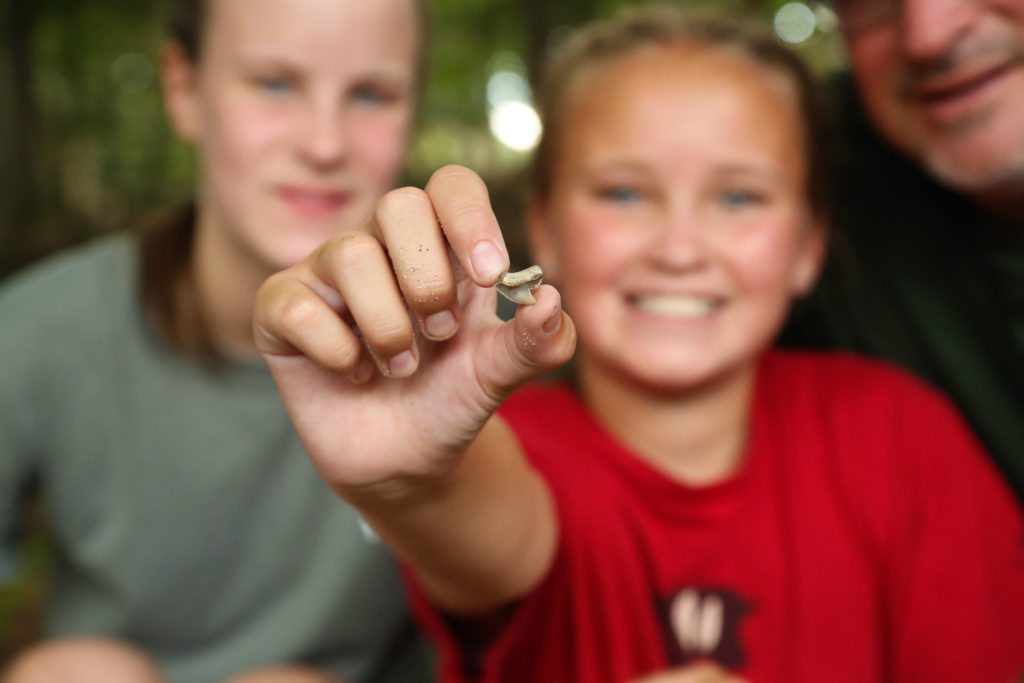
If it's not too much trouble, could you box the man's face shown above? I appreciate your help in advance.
[836,0,1024,201]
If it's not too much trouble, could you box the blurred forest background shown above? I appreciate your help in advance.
[0,0,844,662]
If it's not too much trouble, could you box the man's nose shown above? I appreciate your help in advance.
[900,0,980,64]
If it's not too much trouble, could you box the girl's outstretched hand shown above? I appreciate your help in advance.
[253,165,576,496]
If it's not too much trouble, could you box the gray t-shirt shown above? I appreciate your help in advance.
[0,235,433,682]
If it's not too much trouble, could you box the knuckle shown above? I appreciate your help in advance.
[275,292,323,335]
[323,342,362,373]
[448,201,493,229]
[426,164,480,189]
[258,269,295,295]
[325,231,384,270]
[362,315,413,355]
[254,273,284,309]
[356,305,411,348]
[399,274,453,311]
[375,187,431,227]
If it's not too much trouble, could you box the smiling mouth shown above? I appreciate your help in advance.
[632,294,722,318]
[279,187,350,215]
[914,59,1018,106]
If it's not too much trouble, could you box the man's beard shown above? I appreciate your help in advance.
[924,135,1024,217]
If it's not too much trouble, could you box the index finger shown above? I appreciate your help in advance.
[425,164,509,287]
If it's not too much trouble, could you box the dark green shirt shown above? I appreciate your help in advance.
[783,76,1024,503]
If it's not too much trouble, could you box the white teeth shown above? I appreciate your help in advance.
[634,295,715,318]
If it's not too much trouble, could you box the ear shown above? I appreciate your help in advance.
[790,212,828,297]
[526,195,560,286]
[160,42,201,143]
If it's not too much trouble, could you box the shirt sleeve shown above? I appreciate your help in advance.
[883,379,1024,683]
[0,372,35,583]
[0,289,39,585]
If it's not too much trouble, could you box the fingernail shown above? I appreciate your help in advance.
[387,350,417,378]
[471,241,506,283]
[423,310,457,339]
[542,308,561,335]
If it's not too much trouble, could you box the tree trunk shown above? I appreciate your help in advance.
[0,0,40,275]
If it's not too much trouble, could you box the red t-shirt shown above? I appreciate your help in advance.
[408,351,1024,683]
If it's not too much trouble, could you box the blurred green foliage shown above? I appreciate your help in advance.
[0,0,844,661]
[0,0,843,278]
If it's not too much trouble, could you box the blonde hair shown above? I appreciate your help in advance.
[532,5,831,213]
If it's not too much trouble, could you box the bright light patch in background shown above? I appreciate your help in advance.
[486,61,542,153]
[812,3,839,33]
[774,2,817,44]
[489,101,542,153]
[487,70,532,110]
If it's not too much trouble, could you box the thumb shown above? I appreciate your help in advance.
[483,284,576,397]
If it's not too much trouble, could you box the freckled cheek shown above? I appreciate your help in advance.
[563,257,613,299]
[350,115,413,187]
[209,106,296,173]
[725,230,804,298]
[561,249,640,337]
[564,221,641,286]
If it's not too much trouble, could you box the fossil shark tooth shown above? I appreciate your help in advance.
[495,265,544,305]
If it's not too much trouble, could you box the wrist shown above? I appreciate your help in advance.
[332,448,467,510]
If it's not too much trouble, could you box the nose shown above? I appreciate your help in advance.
[900,0,980,64]
[297,99,349,169]
[649,204,707,271]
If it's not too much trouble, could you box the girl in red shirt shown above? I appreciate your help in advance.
[254,7,1024,682]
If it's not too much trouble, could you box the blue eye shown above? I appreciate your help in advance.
[719,189,761,208]
[599,186,641,203]
[257,77,293,95]
[351,87,392,106]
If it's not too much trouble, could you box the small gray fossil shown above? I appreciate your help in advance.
[495,265,544,305]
